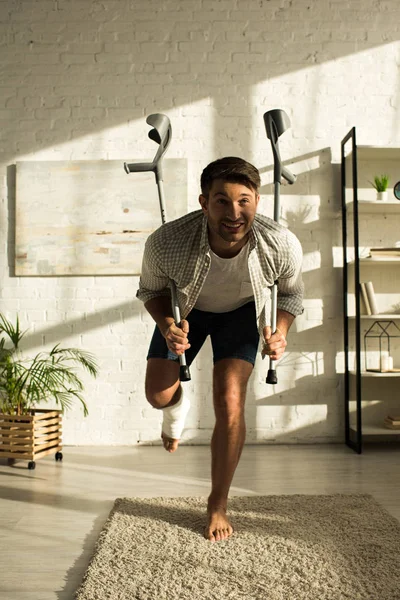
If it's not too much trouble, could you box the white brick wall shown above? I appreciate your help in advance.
[1,0,400,445]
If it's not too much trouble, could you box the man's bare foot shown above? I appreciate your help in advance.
[161,432,179,453]
[204,506,234,542]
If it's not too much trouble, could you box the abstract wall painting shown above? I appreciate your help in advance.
[15,159,187,275]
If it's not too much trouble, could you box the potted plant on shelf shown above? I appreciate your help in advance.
[369,174,390,201]
[0,313,99,469]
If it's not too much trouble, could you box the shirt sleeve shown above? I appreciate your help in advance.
[136,230,171,304]
[276,231,304,316]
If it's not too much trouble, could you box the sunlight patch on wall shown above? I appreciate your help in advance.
[14,102,213,165]
[256,404,328,433]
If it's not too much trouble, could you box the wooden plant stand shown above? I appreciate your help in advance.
[0,409,63,469]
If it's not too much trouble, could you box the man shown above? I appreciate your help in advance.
[136,157,304,542]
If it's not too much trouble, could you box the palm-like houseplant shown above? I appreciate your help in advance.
[0,313,98,416]
[0,313,99,468]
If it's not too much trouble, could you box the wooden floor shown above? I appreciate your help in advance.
[1,442,400,600]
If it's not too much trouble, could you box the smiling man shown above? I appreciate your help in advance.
[136,157,304,542]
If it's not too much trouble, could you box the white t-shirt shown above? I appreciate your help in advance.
[194,242,254,313]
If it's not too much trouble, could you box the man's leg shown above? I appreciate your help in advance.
[205,357,253,542]
[145,358,182,452]
[145,309,209,453]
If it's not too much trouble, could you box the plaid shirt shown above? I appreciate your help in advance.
[136,210,304,337]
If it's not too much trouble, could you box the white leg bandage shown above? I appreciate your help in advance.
[161,389,190,439]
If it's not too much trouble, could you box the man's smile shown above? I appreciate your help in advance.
[221,222,245,232]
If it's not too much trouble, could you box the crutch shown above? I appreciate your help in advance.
[124,114,191,382]
[263,109,296,385]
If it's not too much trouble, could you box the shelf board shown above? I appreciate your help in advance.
[350,425,400,436]
[345,146,400,160]
[348,315,400,319]
[345,201,400,213]
[349,370,400,377]
[347,258,400,265]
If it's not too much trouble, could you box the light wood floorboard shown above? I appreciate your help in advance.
[0,443,399,600]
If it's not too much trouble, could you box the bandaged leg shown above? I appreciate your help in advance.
[162,388,190,439]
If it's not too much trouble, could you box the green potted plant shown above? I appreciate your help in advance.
[0,313,99,469]
[369,174,390,201]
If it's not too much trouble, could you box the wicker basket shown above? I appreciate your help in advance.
[0,409,63,469]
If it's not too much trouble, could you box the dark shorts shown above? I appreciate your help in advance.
[146,301,260,367]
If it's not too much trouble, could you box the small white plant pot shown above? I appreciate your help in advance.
[377,191,388,201]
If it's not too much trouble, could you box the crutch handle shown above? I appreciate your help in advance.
[265,282,278,385]
[124,161,154,174]
[170,283,191,382]
[281,166,296,185]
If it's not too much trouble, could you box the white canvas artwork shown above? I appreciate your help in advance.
[15,159,187,275]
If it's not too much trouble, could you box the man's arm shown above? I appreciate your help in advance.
[275,231,304,318]
[276,308,295,338]
[136,231,171,305]
[262,309,295,361]
[144,296,175,338]
[138,232,190,356]
[144,296,191,356]
[262,231,304,360]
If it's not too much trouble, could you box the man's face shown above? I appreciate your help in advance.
[199,179,260,251]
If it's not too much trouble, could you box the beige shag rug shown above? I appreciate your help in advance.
[75,495,400,600]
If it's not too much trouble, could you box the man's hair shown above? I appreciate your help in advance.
[200,157,261,198]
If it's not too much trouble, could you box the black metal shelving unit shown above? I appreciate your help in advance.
[341,128,400,454]
[341,127,362,453]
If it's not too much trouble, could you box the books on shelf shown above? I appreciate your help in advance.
[359,281,378,315]
[360,282,371,315]
[369,247,400,258]
[384,416,400,430]
[365,281,379,314]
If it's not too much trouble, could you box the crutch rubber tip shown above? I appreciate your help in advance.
[179,365,191,382]
[266,369,278,385]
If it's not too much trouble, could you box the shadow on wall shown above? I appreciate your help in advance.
[6,298,142,353]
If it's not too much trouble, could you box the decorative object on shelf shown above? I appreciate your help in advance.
[380,352,393,372]
[394,181,400,200]
[384,415,400,430]
[369,174,390,201]
[0,313,99,468]
[363,320,400,373]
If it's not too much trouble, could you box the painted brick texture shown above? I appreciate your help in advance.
[1,0,400,444]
